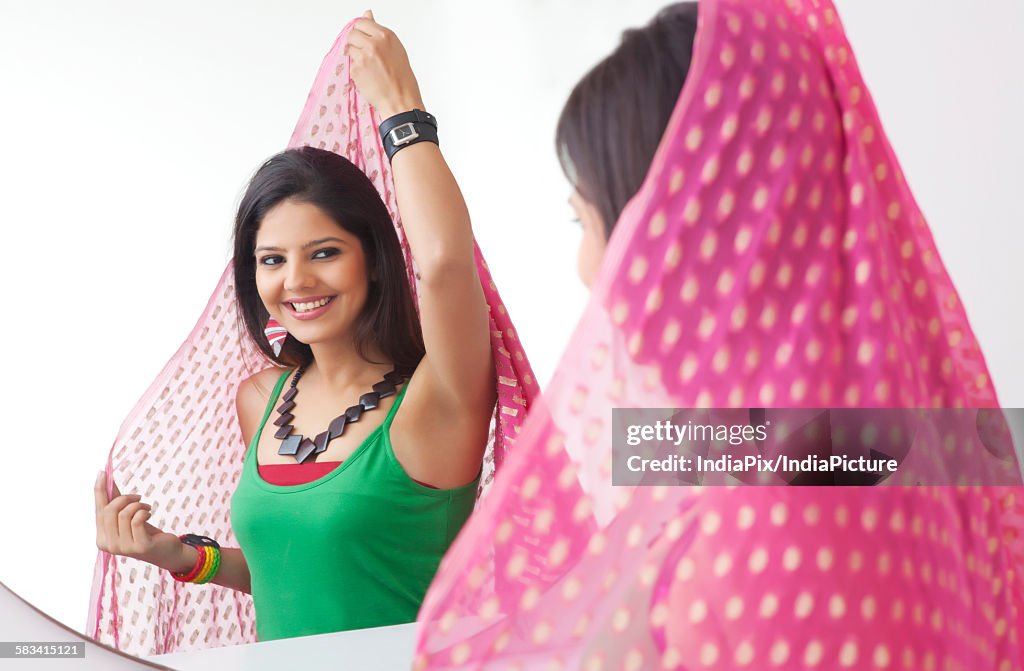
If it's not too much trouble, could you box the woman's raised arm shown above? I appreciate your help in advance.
[345,13,494,417]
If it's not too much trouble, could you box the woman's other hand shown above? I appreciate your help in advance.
[93,471,192,573]
[345,10,425,118]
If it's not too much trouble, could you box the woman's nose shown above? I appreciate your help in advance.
[283,261,316,293]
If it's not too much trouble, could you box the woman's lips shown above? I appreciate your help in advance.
[284,296,336,321]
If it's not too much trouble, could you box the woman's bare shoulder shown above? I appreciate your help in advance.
[239,366,289,395]
[236,366,289,445]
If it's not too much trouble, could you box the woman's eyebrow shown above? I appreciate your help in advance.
[303,236,347,248]
[254,237,348,253]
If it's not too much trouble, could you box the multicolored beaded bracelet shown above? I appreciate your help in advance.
[170,534,221,584]
[199,545,222,584]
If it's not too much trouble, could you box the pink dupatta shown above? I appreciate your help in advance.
[87,20,538,655]
[415,1,1023,668]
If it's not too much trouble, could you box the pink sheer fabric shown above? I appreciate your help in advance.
[87,20,537,655]
[415,1,1023,669]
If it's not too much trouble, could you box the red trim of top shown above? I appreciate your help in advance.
[258,461,438,488]
[259,461,342,486]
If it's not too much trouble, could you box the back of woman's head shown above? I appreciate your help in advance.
[232,146,424,370]
[556,3,699,238]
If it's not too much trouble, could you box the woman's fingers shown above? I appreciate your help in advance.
[346,24,391,51]
[99,494,141,533]
[118,501,152,548]
[94,472,108,514]
[343,15,419,117]
[94,472,160,559]
[97,493,144,553]
[130,508,153,547]
[347,16,393,53]
[345,29,371,52]
[347,24,376,46]
[95,471,124,512]
[352,14,386,38]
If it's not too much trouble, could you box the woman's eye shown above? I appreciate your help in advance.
[570,216,582,227]
[259,255,284,266]
[312,247,341,260]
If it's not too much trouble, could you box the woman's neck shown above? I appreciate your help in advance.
[305,339,392,392]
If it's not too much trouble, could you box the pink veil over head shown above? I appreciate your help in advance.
[87,20,538,655]
[415,1,1023,669]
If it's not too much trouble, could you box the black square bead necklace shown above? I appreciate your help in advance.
[274,363,407,464]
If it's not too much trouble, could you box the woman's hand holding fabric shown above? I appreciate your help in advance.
[93,472,192,573]
[345,10,425,118]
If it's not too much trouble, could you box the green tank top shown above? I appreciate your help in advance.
[230,370,478,641]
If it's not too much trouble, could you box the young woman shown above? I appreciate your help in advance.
[415,1,1024,668]
[93,14,521,646]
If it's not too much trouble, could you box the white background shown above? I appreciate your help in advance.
[1,0,1021,637]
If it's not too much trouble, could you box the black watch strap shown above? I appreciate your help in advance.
[379,109,439,163]
[180,533,220,549]
[378,108,437,139]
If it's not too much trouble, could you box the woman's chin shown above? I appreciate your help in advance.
[284,325,353,348]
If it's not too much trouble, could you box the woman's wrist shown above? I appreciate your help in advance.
[378,97,426,120]
[157,542,198,574]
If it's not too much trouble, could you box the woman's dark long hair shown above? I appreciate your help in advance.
[233,146,424,372]
[556,3,699,238]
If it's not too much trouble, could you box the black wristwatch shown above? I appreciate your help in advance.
[379,109,439,162]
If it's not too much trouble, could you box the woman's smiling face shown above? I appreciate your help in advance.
[254,198,371,346]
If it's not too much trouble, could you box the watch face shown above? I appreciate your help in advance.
[392,124,419,145]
